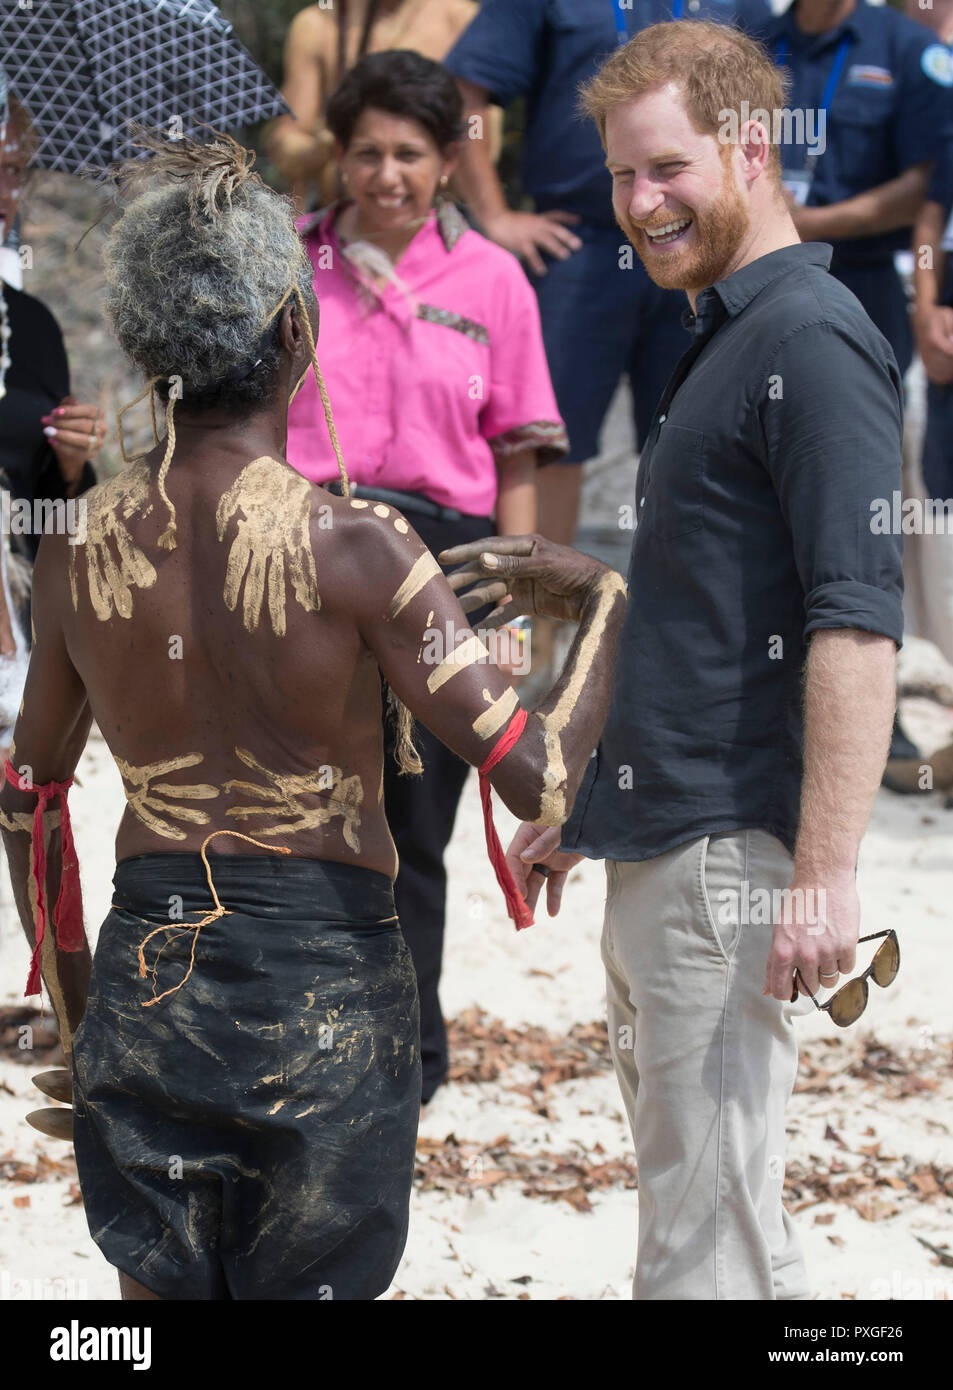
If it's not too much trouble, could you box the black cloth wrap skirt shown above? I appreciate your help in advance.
[70,851,421,1301]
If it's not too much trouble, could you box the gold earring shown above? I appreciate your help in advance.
[440,175,448,188]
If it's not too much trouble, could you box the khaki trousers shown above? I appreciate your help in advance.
[602,829,811,1300]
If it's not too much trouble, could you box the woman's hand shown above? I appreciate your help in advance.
[41,396,106,488]
[438,534,608,627]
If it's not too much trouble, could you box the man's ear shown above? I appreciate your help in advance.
[278,301,300,356]
[738,118,771,183]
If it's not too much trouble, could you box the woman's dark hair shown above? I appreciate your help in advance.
[326,49,465,152]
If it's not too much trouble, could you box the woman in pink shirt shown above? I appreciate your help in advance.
[286,50,567,1104]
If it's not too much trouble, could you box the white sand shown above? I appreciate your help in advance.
[1,723,951,1301]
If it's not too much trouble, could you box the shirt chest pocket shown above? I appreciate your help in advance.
[642,424,706,539]
[831,91,896,174]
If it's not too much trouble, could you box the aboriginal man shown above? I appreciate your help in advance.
[0,134,625,1302]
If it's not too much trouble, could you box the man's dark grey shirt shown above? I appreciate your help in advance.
[562,242,904,862]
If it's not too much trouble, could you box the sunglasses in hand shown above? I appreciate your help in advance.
[791,930,900,1028]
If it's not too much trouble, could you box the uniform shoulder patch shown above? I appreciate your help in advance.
[922,43,953,88]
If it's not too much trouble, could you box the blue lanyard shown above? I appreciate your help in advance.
[775,32,851,118]
[614,0,684,45]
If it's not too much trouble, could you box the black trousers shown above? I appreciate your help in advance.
[382,509,494,1102]
[73,852,419,1300]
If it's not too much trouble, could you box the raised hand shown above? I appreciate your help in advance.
[438,534,610,627]
[41,396,107,485]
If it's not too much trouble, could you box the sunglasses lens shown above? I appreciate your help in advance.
[872,935,899,988]
[829,977,868,1028]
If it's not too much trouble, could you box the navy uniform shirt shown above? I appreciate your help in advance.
[445,0,771,226]
[561,243,904,863]
[753,0,952,265]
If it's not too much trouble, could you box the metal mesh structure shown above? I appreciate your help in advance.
[0,0,288,173]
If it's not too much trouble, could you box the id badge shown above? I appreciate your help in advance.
[781,166,815,207]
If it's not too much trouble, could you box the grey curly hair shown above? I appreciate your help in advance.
[102,131,422,777]
[104,131,316,413]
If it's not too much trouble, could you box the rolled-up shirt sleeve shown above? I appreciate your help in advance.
[758,319,904,647]
[480,254,568,464]
[444,0,546,107]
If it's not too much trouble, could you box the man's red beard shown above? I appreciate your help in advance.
[617,166,749,293]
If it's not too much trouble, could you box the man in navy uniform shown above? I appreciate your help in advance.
[446,0,771,547]
[753,0,953,379]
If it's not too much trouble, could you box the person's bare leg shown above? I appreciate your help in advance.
[119,1271,162,1301]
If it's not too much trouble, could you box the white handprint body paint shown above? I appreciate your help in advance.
[68,459,157,621]
[115,752,220,840]
[216,457,320,636]
[224,747,363,851]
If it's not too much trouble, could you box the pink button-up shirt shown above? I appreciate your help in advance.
[286,200,567,517]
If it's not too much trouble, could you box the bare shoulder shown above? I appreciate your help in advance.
[312,490,434,616]
[287,4,337,57]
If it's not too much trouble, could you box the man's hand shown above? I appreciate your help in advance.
[763,871,860,1001]
[482,209,582,276]
[41,397,105,488]
[915,304,953,385]
[505,822,584,917]
[438,534,609,627]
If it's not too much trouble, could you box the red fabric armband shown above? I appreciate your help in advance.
[478,707,534,931]
[3,760,84,996]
